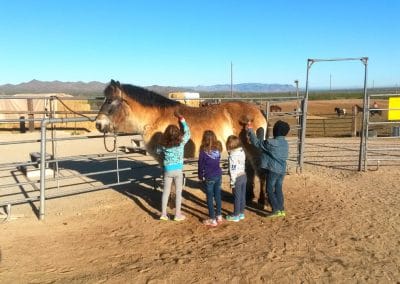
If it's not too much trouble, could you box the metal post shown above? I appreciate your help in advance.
[38,116,90,220]
[358,57,369,171]
[115,133,120,183]
[298,59,312,172]
[39,118,48,220]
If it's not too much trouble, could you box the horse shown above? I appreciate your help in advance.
[334,107,346,117]
[370,108,382,116]
[200,99,221,107]
[354,104,364,114]
[354,104,382,116]
[270,105,282,112]
[95,80,268,206]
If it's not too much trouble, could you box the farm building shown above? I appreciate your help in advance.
[0,93,93,131]
[168,92,201,107]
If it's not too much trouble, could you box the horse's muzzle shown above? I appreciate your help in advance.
[95,116,112,133]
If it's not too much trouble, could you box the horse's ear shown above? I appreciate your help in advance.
[110,79,121,87]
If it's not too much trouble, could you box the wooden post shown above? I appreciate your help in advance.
[27,98,34,132]
[351,105,357,137]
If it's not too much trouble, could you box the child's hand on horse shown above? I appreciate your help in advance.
[174,109,183,119]
[246,121,253,130]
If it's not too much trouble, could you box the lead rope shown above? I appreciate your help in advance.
[103,132,116,152]
[55,96,115,153]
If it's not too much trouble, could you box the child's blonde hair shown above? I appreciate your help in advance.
[226,135,242,151]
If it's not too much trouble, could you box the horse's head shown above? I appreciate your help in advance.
[95,79,128,133]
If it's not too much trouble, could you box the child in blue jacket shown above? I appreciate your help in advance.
[247,120,290,217]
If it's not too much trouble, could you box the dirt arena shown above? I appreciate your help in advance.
[1,99,399,283]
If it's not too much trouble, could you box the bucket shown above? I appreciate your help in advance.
[368,130,377,138]
[392,126,400,137]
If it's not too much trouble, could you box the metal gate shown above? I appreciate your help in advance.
[361,93,400,170]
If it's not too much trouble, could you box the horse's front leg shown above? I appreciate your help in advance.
[245,159,255,203]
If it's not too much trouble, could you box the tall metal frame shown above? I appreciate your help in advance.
[298,57,369,172]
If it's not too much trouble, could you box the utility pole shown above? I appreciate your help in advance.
[230,61,233,98]
[294,80,299,110]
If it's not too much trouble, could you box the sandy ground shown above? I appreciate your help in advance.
[1,99,400,283]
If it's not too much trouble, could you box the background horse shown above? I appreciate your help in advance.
[270,105,282,112]
[95,80,268,206]
[354,104,382,116]
[334,107,346,117]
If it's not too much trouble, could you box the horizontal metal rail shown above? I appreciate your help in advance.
[0,168,132,190]
[0,180,132,207]
[0,132,137,146]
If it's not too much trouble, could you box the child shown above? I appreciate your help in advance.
[247,120,290,217]
[225,135,247,222]
[157,110,191,221]
[198,130,223,227]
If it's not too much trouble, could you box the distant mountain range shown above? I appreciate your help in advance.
[0,80,296,96]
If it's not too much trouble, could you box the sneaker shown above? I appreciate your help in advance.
[266,212,282,218]
[174,215,186,222]
[216,215,224,224]
[226,215,240,222]
[239,213,245,220]
[279,211,286,217]
[159,215,169,221]
[203,219,218,227]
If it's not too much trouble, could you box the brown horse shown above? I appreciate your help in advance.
[354,104,382,116]
[95,80,268,205]
[270,105,282,112]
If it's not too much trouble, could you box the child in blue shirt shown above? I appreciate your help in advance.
[247,120,290,217]
[157,110,191,221]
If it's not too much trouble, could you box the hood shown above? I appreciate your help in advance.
[206,150,220,160]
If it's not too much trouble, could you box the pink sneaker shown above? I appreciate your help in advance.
[174,215,186,222]
[203,219,218,227]
[216,215,224,224]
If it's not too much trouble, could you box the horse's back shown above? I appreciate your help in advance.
[178,101,266,156]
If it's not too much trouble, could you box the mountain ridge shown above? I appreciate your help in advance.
[0,79,295,96]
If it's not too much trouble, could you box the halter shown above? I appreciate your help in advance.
[98,89,126,152]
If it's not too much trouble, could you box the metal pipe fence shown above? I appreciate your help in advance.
[1,94,305,221]
[363,93,400,170]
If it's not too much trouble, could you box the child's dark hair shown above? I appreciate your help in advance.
[273,120,290,137]
[162,124,183,148]
[226,135,242,151]
[200,130,222,152]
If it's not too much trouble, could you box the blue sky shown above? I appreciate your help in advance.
[0,0,399,89]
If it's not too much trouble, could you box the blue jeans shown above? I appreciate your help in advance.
[204,175,222,219]
[233,174,247,216]
[266,171,285,213]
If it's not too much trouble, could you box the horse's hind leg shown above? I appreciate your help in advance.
[258,170,266,207]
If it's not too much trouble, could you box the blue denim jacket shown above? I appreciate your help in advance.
[247,129,288,174]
